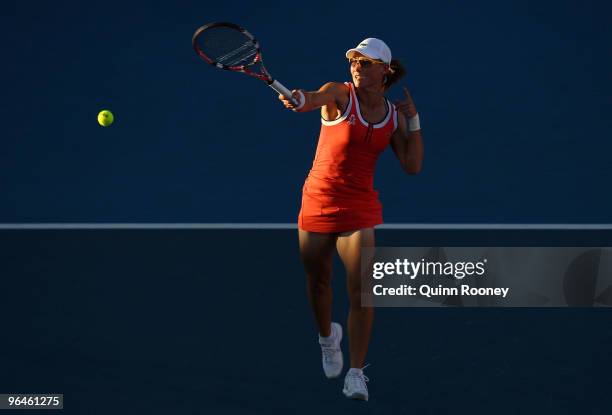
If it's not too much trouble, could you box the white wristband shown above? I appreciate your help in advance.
[408,113,421,131]
[292,90,305,112]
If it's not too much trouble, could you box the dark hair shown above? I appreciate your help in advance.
[384,59,406,90]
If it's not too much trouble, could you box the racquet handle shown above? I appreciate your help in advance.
[269,79,301,107]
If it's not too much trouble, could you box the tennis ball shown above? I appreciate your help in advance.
[97,110,114,127]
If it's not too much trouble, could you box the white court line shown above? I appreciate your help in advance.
[0,223,612,230]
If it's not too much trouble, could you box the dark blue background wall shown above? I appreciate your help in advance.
[3,0,611,223]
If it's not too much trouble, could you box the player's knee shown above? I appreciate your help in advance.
[308,274,331,290]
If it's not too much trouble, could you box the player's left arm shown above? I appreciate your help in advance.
[390,87,423,174]
[391,114,423,174]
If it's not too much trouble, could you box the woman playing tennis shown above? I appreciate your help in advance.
[279,38,423,401]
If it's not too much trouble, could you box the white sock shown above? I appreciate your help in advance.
[347,368,363,376]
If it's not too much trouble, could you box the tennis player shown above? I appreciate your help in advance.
[279,38,423,401]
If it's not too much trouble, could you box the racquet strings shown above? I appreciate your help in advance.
[197,26,258,66]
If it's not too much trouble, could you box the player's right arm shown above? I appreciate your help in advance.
[278,82,349,117]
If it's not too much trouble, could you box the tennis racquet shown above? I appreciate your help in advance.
[192,22,301,106]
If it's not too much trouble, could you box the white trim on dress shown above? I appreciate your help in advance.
[350,83,393,129]
[321,83,354,126]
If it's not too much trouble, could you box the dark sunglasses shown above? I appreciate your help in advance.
[349,58,384,68]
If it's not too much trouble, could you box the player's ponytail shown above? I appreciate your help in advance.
[384,59,406,90]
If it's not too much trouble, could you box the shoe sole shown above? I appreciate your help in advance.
[343,389,368,401]
[325,349,343,378]
[324,323,343,379]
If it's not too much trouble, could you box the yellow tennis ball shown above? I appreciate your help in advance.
[97,110,114,127]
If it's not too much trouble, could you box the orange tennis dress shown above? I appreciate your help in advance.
[298,82,398,233]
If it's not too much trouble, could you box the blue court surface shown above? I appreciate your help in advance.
[1,228,611,414]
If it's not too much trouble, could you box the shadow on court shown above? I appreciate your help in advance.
[1,229,611,414]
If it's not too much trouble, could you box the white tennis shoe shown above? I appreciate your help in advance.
[343,366,369,401]
[318,322,343,378]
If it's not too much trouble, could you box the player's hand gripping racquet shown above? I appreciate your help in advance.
[192,22,302,107]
